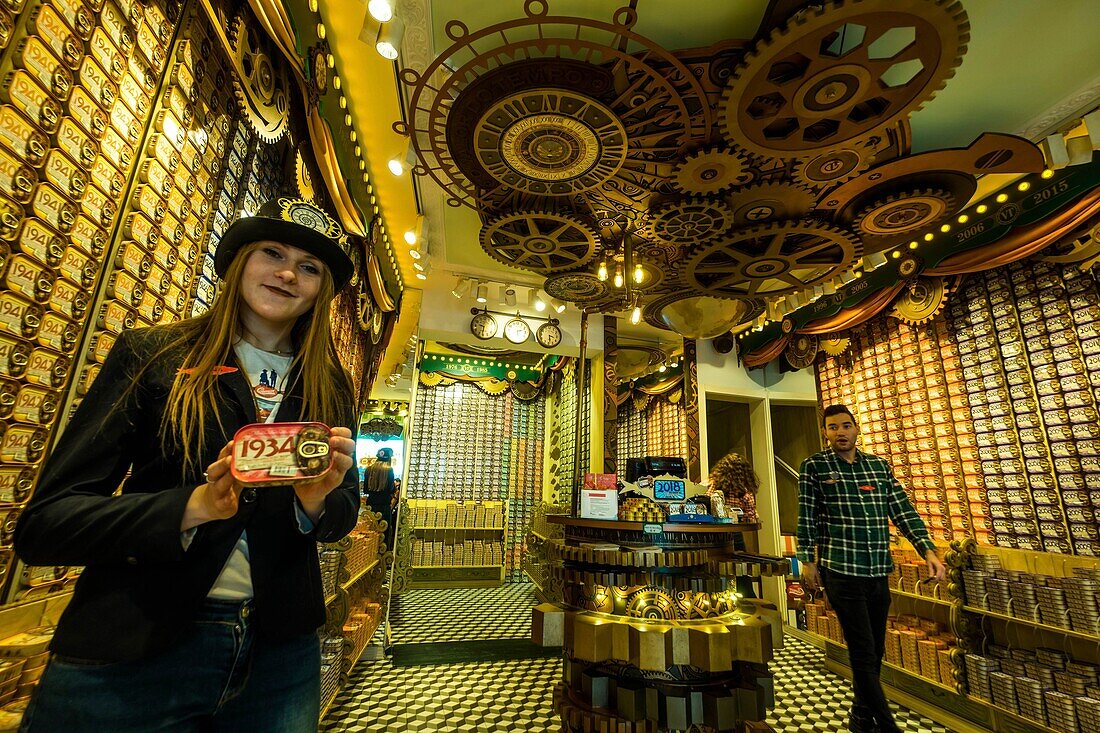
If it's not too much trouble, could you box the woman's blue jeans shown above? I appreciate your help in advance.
[20,599,321,732]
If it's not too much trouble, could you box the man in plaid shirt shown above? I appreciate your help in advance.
[798,405,945,733]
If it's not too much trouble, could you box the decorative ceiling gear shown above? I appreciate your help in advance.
[228,10,290,143]
[785,334,820,369]
[402,7,711,210]
[480,210,599,274]
[889,276,949,324]
[854,187,955,238]
[718,0,970,158]
[642,292,765,335]
[644,198,735,246]
[295,146,316,202]
[544,271,610,303]
[671,148,753,195]
[625,587,678,620]
[820,336,850,355]
[1040,224,1100,265]
[685,220,861,299]
[897,253,923,278]
[473,89,628,196]
[727,181,817,226]
[793,145,874,188]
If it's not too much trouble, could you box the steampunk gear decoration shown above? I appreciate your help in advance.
[820,336,851,356]
[785,334,820,369]
[228,11,290,143]
[400,0,1043,340]
[889,275,950,324]
[480,210,599,274]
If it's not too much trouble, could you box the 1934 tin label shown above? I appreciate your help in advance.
[231,422,333,485]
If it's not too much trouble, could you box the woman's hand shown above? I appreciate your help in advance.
[293,427,356,522]
[181,441,242,532]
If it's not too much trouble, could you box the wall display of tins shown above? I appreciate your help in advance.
[405,379,545,582]
[617,394,689,466]
[551,358,590,505]
[816,316,984,545]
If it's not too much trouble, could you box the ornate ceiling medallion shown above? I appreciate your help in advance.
[793,145,873,188]
[719,0,970,158]
[685,220,861,299]
[544,271,610,303]
[855,187,955,237]
[480,210,599,274]
[474,91,627,195]
[228,10,290,143]
[890,276,949,324]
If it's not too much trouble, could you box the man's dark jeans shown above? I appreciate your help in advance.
[821,567,899,731]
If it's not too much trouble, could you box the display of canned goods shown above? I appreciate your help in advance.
[12,384,58,424]
[22,347,66,390]
[110,100,140,144]
[14,35,74,102]
[96,300,134,335]
[89,158,125,201]
[0,291,42,339]
[199,253,216,282]
[87,331,116,365]
[0,71,61,133]
[2,254,54,303]
[42,149,88,200]
[1078,321,1100,340]
[148,264,171,297]
[64,85,106,138]
[76,362,100,395]
[135,21,164,68]
[113,240,152,279]
[147,133,179,173]
[80,183,116,227]
[130,184,166,223]
[76,55,117,109]
[163,282,186,314]
[0,335,30,378]
[69,214,106,258]
[58,240,95,288]
[0,144,38,205]
[0,463,37,504]
[24,2,83,69]
[172,61,195,100]
[171,261,193,291]
[193,274,216,305]
[150,237,177,271]
[166,188,190,221]
[1080,457,1100,473]
[159,211,183,245]
[0,423,48,463]
[88,26,125,82]
[106,270,142,307]
[135,290,162,323]
[98,0,134,54]
[118,73,149,117]
[0,105,48,167]
[35,311,76,352]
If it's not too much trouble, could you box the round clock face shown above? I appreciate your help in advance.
[504,317,531,344]
[536,322,562,348]
[470,312,497,340]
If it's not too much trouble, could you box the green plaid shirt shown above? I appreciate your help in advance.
[797,449,935,577]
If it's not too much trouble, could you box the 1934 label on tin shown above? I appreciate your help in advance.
[231,422,333,486]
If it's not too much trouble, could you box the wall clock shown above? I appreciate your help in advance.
[503,317,531,344]
[470,311,497,340]
[536,322,562,348]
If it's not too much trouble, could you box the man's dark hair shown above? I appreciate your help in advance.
[822,404,856,427]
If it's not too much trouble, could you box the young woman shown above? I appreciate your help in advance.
[14,198,362,732]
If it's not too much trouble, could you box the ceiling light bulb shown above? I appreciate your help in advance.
[413,262,424,271]
[976,204,988,214]
[552,299,566,314]
[534,296,547,312]
[633,262,644,284]
[597,261,608,281]
[614,270,624,288]
[367,0,394,22]
[404,230,417,245]
[409,249,421,260]
[387,157,403,176]
[631,306,641,325]
[415,272,426,280]
[475,282,488,303]
[375,17,405,60]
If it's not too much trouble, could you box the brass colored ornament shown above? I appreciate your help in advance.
[727,181,816,226]
[855,187,955,238]
[480,210,599,274]
[820,336,850,356]
[625,587,678,620]
[719,0,970,158]
[685,219,861,299]
[792,145,874,188]
[897,254,922,278]
[1040,224,1100,265]
[295,148,316,202]
[644,197,734,246]
[228,11,290,143]
[543,271,609,303]
[785,334,819,369]
[890,276,949,325]
[643,292,765,333]
[671,147,752,195]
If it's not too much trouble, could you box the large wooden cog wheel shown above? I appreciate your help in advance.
[229,11,290,143]
[685,220,861,299]
[480,211,599,274]
[719,0,970,157]
[889,276,949,324]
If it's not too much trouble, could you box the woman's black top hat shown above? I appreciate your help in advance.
[215,197,355,291]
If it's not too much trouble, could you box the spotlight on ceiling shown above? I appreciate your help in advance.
[367,0,394,23]
[376,17,405,60]
[550,298,566,314]
[475,281,488,304]
[532,291,547,312]
[504,286,517,307]
[451,278,472,299]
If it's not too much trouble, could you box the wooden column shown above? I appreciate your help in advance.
[603,317,618,474]
[683,338,701,482]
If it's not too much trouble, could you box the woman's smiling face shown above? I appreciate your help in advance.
[238,240,326,326]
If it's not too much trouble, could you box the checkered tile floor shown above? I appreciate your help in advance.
[323,632,949,732]
[389,584,537,644]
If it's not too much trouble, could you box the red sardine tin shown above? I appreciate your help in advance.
[231,422,333,486]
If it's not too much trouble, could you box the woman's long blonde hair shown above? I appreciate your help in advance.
[141,241,352,475]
